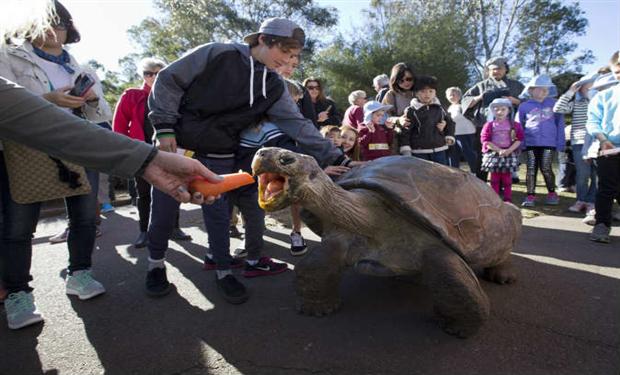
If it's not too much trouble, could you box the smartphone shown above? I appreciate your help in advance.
[69,73,96,97]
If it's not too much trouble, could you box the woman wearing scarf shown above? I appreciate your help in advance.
[0,0,110,330]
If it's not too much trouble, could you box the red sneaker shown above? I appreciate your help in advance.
[243,257,288,278]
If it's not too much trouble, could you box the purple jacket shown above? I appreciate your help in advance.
[518,98,565,151]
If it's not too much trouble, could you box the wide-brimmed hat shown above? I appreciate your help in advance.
[243,18,305,47]
[574,71,600,89]
[53,1,80,44]
[489,98,512,110]
[521,74,557,98]
[363,101,392,123]
[591,72,618,91]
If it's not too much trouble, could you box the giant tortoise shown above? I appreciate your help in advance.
[252,147,521,337]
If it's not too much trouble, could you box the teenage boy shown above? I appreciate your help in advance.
[399,75,455,165]
[145,18,348,303]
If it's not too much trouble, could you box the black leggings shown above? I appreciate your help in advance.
[135,177,179,232]
[525,147,556,195]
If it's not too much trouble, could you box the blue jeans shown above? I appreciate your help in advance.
[0,152,98,293]
[572,144,597,203]
[148,157,252,269]
[448,134,477,171]
[413,150,448,165]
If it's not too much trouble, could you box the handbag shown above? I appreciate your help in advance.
[3,141,91,204]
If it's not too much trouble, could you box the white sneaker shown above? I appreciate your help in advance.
[582,212,596,226]
[66,270,106,300]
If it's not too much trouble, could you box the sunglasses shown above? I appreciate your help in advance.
[400,76,414,83]
[306,85,320,90]
[143,71,159,77]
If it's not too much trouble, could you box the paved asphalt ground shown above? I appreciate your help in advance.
[0,203,618,375]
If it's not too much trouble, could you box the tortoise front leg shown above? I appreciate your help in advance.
[295,234,348,316]
[423,246,490,338]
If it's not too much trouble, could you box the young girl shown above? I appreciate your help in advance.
[480,98,524,202]
[518,75,565,207]
[320,125,342,147]
[359,101,395,161]
[339,124,361,161]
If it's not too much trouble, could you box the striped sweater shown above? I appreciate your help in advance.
[553,91,589,145]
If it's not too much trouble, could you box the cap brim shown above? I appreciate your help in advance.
[243,32,259,44]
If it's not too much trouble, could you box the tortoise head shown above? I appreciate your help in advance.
[252,147,326,212]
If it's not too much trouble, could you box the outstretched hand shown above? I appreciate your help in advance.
[142,151,223,204]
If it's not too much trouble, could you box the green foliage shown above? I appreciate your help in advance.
[516,0,592,74]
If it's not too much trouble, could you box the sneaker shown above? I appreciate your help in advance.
[233,239,248,258]
[49,227,69,244]
[203,256,244,271]
[243,257,288,278]
[589,223,611,243]
[582,211,596,226]
[134,232,148,248]
[290,231,308,256]
[170,228,192,241]
[100,202,115,213]
[145,267,172,297]
[215,275,249,304]
[545,192,560,205]
[521,195,536,207]
[66,270,106,300]
[229,225,243,238]
[568,201,587,213]
[4,291,44,330]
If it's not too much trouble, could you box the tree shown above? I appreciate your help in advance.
[127,0,338,62]
[515,0,592,74]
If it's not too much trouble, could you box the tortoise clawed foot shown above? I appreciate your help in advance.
[296,297,341,317]
[436,316,482,338]
[483,262,517,285]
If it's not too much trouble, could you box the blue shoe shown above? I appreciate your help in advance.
[66,270,106,300]
[5,291,44,330]
[101,203,115,213]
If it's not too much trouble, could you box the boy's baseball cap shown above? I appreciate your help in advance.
[244,18,305,47]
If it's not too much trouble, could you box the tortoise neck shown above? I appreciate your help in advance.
[300,175,372,233]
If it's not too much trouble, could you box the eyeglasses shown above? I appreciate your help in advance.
[306,85,320,90]
[143,71,159,77]
[400,76,414,83]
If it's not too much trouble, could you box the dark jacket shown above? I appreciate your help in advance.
[461,77,524,127]
[148,42,345,167]
[399,98,455,154]
[298,87,317,127]
[314,98,342,128]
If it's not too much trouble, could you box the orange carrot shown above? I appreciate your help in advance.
[189,172,254,196]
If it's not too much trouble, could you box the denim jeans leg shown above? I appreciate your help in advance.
[147,187,180,260]
[0,153,41,293]
[234,186,264,261]
[197,157,235,270]
[572,145,594,203]
[65,170,98,273]
[430,151,448,166]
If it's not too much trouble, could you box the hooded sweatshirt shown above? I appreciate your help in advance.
[399,97,455,154]
[148,42,345,167]
[586,84,620,147]
[518,97,565,151]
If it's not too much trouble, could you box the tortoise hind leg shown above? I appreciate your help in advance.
[295,234,348,316]
[483,258,517,285]
[423,247,490,338]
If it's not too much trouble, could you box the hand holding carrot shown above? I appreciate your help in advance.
[189,172,255,197]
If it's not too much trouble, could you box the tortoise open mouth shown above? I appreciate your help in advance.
[257,172,290,211]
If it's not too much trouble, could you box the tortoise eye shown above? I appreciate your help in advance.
[279,154,296,166]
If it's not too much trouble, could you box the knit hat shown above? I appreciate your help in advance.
[243,18,305,47]
[363,101,392,124]
[53,1,80,44]
[520,74,557,98]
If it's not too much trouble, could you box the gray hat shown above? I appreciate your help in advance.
[243,18,305,47]
[485,56,508,69]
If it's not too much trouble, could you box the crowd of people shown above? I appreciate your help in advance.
[0,0,618,332]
